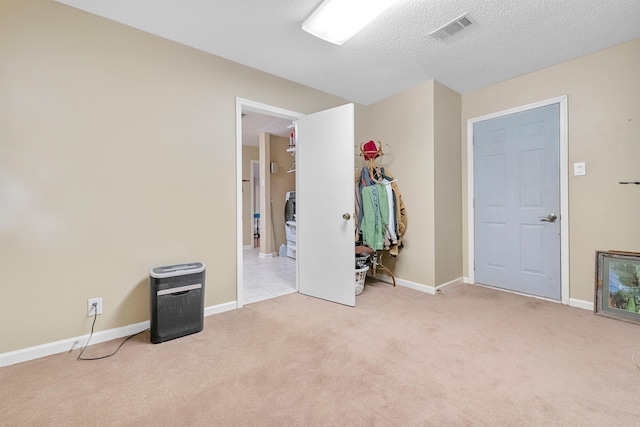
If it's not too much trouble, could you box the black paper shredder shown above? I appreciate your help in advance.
[149,262,205,344]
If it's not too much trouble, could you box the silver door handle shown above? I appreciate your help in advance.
[539,214,557,222]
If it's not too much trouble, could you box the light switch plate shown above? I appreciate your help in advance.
[573,162,586,176]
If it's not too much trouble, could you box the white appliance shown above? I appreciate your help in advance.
[285,191,296,259]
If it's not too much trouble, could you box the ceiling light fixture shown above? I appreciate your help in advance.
[302,0,400,46]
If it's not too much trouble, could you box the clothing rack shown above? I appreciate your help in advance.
[371,251,396,286]
[359,140,389,182]
[355,140,405,288]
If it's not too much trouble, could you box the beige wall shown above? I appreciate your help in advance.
[363,80,463,287]
[241,136,293,252]
[433,82,462,285]
[0,0,349,353]
[364,81,437,285]
[462,39,640,302]
[258,133,295,255]
[269,135,296,252]
[3,0,636,357]
[258,132,273,255]
[241,146,259,247]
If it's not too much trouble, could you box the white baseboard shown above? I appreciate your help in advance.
[0,301,237,368]
[371,274,464,295]
[0,321,149,368]
[205,301,237,316]
[435,277,466,292]
[569,298,593,311]
[464,280,594,311]
[258,252,277,258]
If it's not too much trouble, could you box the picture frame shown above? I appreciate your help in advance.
[595,250,640,324]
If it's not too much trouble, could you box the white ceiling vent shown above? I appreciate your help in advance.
[430,13,473,40]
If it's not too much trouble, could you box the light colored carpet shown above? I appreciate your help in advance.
[1,281,639,426]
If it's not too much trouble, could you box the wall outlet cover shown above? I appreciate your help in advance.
[87,298,103,316]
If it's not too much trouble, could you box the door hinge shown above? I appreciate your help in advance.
[597,278,602,289]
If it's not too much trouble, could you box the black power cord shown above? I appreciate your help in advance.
[77,303,148,361]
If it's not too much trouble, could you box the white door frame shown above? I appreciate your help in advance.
[466,95,569,304]
[236,98,304,308]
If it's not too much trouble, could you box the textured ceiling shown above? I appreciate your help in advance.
[242,112,295,147]
[56,0,640,105]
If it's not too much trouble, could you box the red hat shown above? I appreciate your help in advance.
[362,140,380,160]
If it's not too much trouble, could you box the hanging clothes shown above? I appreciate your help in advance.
[361,183,389,250]
[354,166,406,256]
[379,168,406,257]
[382,178,397,245]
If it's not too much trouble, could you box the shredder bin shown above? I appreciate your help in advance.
[150,262,205,344]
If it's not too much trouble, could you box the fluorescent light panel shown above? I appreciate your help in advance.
[302,0,399,45]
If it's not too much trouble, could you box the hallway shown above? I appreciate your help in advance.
[243,248,296,304]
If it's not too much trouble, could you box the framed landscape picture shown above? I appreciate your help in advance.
[595,251,640,324]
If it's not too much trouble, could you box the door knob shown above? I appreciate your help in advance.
[539,213,557,222]
[342,213,351,220]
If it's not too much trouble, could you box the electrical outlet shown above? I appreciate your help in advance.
[87,298,103,316]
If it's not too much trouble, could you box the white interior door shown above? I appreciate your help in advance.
[297,104,355,306]
[474,103,561,300]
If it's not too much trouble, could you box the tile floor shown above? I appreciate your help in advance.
[243,247,297,304]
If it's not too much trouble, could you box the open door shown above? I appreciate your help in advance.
[297,104,355,306]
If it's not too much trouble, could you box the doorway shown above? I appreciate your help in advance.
[467,96,569,304]
[236,99,357,309]
[236,99,303,308]
[245,130,297,304]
